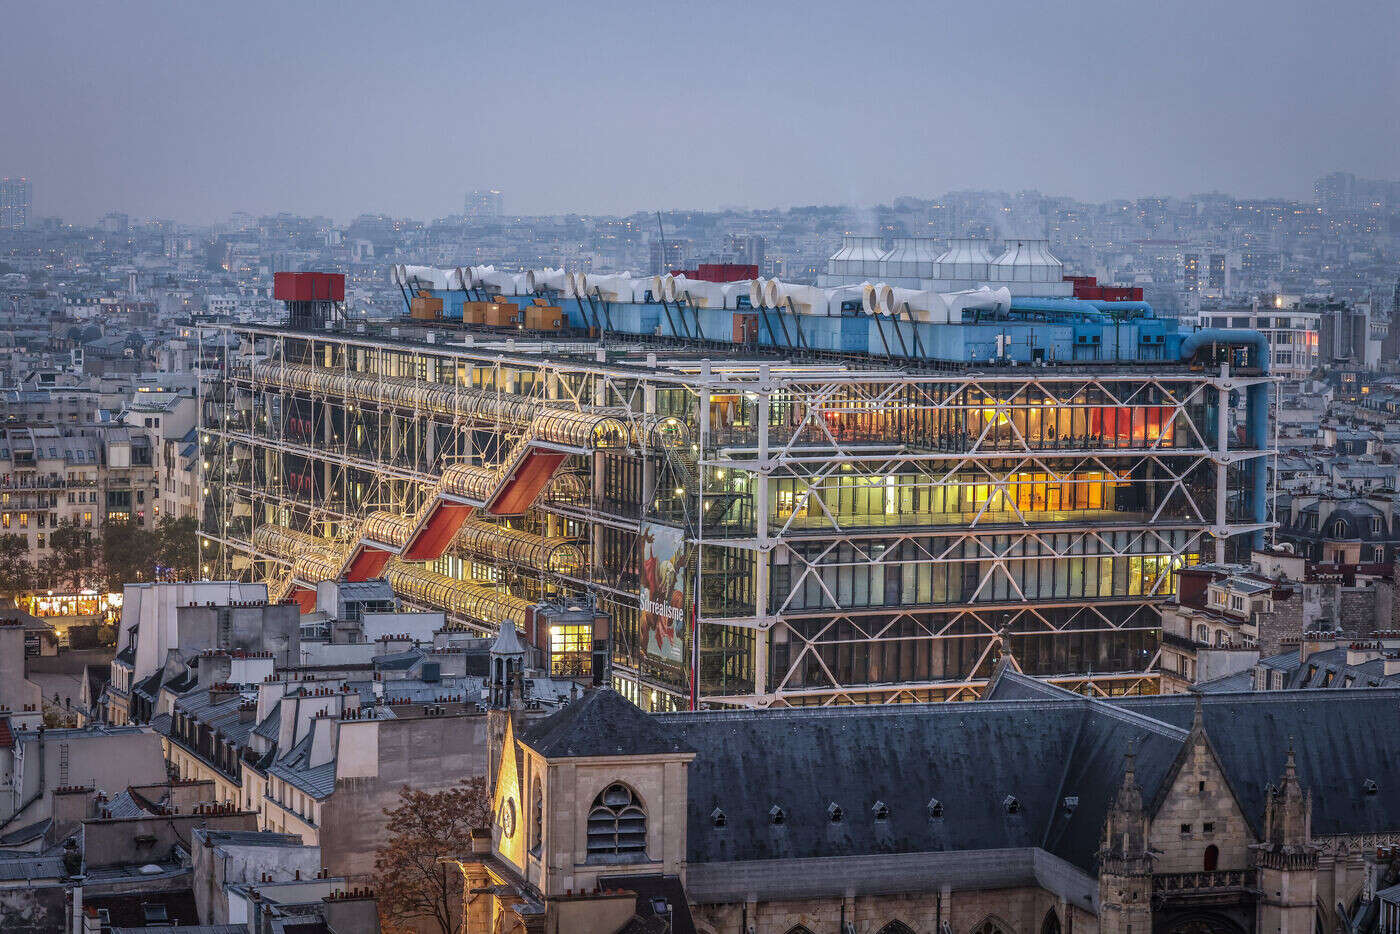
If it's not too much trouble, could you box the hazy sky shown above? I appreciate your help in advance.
[3,0,1397,224]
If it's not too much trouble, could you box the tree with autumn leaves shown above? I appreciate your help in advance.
[373,777,491,934]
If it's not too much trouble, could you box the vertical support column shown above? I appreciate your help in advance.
[1215,375,1229,564]
[1246,379,1270,550]
[642,380,657,512]
[754,364,772,699]
[695,363,711,709]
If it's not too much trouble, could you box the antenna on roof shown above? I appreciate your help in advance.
[655,212,670,276]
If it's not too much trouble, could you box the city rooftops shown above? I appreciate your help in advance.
[193,828,304,848]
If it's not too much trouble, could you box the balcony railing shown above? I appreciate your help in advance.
[1153,869,1257,895]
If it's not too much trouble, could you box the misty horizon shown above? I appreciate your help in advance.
[4,0,1397,226]
[5,177,1395,231]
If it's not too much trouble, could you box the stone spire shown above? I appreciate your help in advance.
[1263,738,1313,852]
[1098,744,1154,934]
[1101,744,1150,864]
[1255,738,1320,930]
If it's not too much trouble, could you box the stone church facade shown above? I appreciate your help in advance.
[448,669,1400,933]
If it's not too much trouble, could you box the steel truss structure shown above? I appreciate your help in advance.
[201,324,1274,709]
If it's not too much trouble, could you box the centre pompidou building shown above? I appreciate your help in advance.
[200,259,1273,708]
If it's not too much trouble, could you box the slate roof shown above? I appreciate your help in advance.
[520,689,694,760]
[266,732,337,800]
[600,874,696,934]
[168,684,258,748]
[0,855,66,882]
[195,829,304,848]
[132,668,164,702]
[1194,669,1256,693]
[662,682,1184,870]
[1276,647,1400,690]
[86,887,201,927]
[0,817,52,847]
[518,675,1400,873]
[104,790,152,819]
[373,649,422,672]
[1112,689,1400,839]
[254,709,280,741]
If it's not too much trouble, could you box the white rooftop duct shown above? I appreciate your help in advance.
[647,274,668,303]
[771,281,865,316]
[480,268,528,295]
[826,235,888,279]
[882,238,941,280]
[402,265,451,291]
[528,268,569,294]
[449,267,471,290]
[671,276,748,309]
[630,278,657,302]
[882,286,951,322]
[825,285,866,316]
[391,265,406,287]
[578,272,637,303]
[988,240,1062,283]
[944,286,1012,320]
[749,278,769,308]
[934,239,996,280]
[657,273,678,302]
[771,280,825,314]
[861,282,882,316]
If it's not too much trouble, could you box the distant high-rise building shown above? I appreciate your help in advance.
[1313,171,1400,213]
[0,177,31,229]
[648,238,686,274]
[1182,252,1201,293]
[1314,171,1358,211]
[1207,253,1227,292]
[464,189,504,219]
[725,234,766,269]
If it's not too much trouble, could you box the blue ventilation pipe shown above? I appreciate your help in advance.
[1083,300,1154,318]
[1007,298,1112,323]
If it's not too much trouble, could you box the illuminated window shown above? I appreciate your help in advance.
[550,623,592,677]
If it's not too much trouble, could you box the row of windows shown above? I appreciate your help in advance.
[774,549,1192,611]
[775,617,1159,688]
[771,471,1114,525]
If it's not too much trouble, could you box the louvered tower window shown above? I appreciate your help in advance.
[586,783,647,860]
